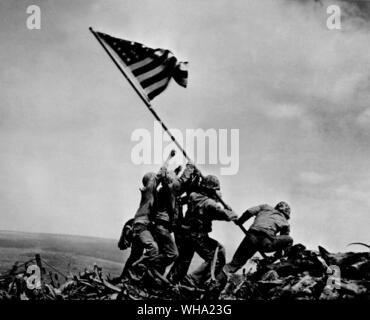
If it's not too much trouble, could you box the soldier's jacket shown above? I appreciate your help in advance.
[183,191,236,233]
[241,204,290,238]
[152,163,196,230]
[133,173,160,226]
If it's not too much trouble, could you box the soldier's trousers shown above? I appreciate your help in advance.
[168,232,226,286]
[224,229,293,274]
[151,223,178,274]
[130,223,159,268]
[121,241,144,278]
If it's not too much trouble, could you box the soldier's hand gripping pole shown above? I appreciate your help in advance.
[163,149,176,168]
[214,191,248,236]
[190,166,248,236]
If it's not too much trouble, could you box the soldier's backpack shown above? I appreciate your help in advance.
[117,218,134,250]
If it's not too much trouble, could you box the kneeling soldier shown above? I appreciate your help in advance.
[224,201,293,274]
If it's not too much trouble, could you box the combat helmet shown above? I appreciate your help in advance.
[142,172,156,187]
[275,201,291,219]
[202,175,221,191]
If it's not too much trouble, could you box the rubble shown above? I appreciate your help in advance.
[220,244,370,300]
[0,254,201,300]
[1,244,369,300]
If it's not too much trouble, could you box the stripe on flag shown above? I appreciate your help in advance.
[96,31,188,101]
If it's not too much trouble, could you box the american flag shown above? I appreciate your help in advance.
[96,31,188,101]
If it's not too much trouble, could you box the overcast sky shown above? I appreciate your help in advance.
[1,0,370,255]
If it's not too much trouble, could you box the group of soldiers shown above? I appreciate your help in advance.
[117,150,293,295]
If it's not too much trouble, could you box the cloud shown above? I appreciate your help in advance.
[357,108,370,126]
[334,184,370,206]
[299,171,330,185]
[262,103,306,120]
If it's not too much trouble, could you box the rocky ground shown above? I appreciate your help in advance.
[1,244,369,300]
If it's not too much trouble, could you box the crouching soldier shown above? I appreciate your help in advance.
[168,175,238,287]
[223,201,293,275]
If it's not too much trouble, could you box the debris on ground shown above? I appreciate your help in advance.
[1,244,370,300]
[220,244,370,300]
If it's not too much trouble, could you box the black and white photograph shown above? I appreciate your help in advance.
[1,0,370,315]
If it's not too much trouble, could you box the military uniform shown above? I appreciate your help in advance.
[224,203,293,274]
[150,163,196,274]
[117,218,144,278]
[130,172,161,271]
[168,190,237,286]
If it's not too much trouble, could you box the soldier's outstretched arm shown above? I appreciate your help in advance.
[206,199,238,221]
[237,204,266,225]
[157,149,176,180]
[224,208,238,221]
[236,210,252,225]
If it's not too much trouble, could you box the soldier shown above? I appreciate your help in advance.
[223,201,293,275]
[150,162,197,275]
[123,150,175,281]
[127,171,162,279]
[126,150,197,281]
[169,163,201,253]
[167,175,238,287]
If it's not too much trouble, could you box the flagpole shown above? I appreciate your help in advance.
[89,27,248,235]
[89,27,192,163]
